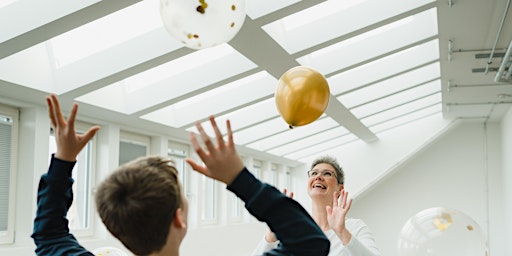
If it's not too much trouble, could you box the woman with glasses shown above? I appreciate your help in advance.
[252,155,381,256]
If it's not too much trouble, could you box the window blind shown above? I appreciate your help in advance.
[0,116,12,231]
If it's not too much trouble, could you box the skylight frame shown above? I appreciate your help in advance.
[296,7,439,76]
[338,62,441,109]
[245,117,339,151]
[141,71,275,128]
[361,93,442,126]
[263,0,436,54]
[350,79,442,118]
[186,97,280,136]
[327,39,440,96]
[233,117,290,145]
[268,126,350,156]
[77,44,257,115]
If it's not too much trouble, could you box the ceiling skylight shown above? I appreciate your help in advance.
[350,80,441,118]
[187,98,280,136]
[284,133,359,160]
[77,44,257,114]
[268,126,350,156]
[328,39,440,96]
[370,105,442,133]
[141,71,275,128]
[263,0,435,54]
[361,93,442,126]
[2,0,473,170]
[245,0,301,19]
[338,62,441,109]
[233,117,291,145]
[246,117,339,151]
[50,0,163,67]
[296,7,438,75]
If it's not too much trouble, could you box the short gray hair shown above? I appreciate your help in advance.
[310,155,344,185]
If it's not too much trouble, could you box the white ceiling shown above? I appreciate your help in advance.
[1,0,511,167]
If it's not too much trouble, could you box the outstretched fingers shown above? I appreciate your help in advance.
[209,116,225,150]
[226,119,234,148]
[50,94,66,127]
[66,103,78,134]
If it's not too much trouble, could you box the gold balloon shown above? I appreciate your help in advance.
[275,66,330,128]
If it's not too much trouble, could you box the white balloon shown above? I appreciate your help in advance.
[397,207,488,256]
[160,0,246,49]
[92,246,128,256]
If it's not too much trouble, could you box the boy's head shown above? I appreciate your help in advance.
[95,156,187,255]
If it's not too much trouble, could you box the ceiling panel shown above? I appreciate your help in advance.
[1,0,511,166]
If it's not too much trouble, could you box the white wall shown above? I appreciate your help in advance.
[501,107,512,256]
[346,121,505,255]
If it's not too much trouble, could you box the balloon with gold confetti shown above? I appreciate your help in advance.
[92,246,128,256]
[397,207,488,256]
[160,0,246,49]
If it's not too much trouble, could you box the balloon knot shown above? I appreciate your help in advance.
[289,125,294,129]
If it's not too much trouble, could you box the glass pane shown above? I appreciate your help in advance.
[168,146,187,196]
[49,132,92,230]
[252,160,262,179]
[201,177,216,221]
[119,141,147,165]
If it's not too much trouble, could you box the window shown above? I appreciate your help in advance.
[119,131,150,165]
[201,176,217,223]
[168,141,188,196]
[285,167,292,192]
[49,121,96,236]
[0,106,18,244]
[252,160,262,179]
[270,163,278,186]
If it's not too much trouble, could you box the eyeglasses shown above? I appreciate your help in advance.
[307,169,337,178]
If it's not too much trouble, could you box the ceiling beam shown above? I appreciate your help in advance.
[230,17,377,143]
[325,95,378,143]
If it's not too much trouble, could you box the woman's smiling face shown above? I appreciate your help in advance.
[307,163,343,199]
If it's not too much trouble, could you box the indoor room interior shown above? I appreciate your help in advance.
[0,0,511,255]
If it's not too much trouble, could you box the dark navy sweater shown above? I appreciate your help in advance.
[32,156,329,256]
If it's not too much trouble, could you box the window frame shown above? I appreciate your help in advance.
[119,130,150,165]
[167,141,189,198]
[49,121,98,237]
[0,105,18,245]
